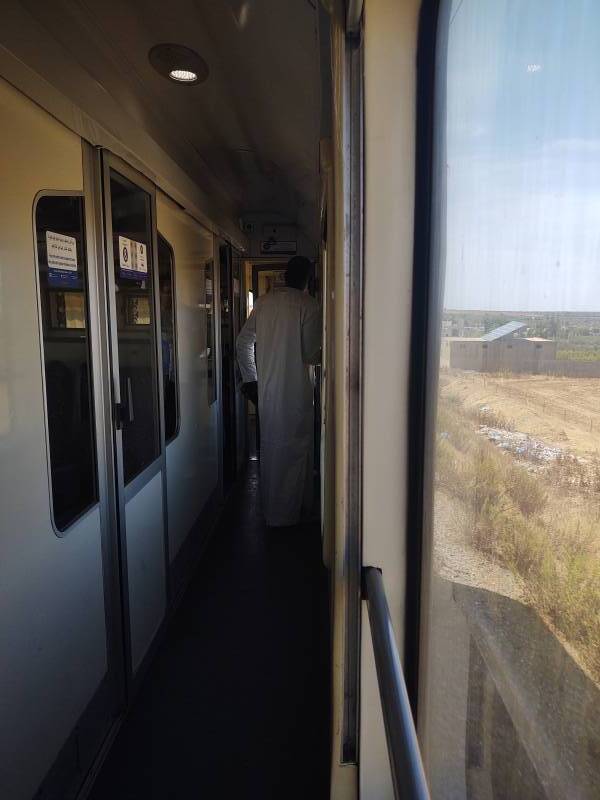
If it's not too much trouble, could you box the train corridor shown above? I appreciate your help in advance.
[88,461,331,800]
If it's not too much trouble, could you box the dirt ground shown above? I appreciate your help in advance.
[433,491,525,602]
[441,371,600,458]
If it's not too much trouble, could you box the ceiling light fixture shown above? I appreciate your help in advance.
[169,69,198,83]
[149,44,209,86]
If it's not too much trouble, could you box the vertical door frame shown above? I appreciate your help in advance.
[217,239,238,492]
[231,247,247,469]
[340,24,365,767]
[407,0,445,743]
[82,142,127,710]
[213,235,225,500]
[97,149,170,692]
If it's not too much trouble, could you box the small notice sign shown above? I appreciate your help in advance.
[259,239,297,255]
[119,236,148,280]
[46,231,79,287]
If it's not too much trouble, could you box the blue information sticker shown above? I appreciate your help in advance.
[119,236,149,281]
[46,231,79,287]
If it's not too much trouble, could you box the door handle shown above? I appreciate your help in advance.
[126,377,135,423]
[114,401,125,431]
[114,378,134,430]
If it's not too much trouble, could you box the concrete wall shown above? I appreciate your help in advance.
[440,339,451,368]
[426,577,600,799]
[485,339,557,374]
[447,338,558,374]
[544,360,600,378]
[455,583,600,800]
[449,340,484,371]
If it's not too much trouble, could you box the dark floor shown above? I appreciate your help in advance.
[89,463,331,800]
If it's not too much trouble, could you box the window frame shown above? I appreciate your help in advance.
[157,232,180,444]
[32,189,100,536]
[406,0,444,720]
[107,167,162,487]
[410,0,593,774]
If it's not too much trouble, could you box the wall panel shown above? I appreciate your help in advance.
[0,77,107,800]
[157,193,219,563]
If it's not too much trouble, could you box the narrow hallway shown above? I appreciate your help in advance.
[89,463,331,800]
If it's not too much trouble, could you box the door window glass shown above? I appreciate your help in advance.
[35,194,98,531]
[220,245,237,486]
[110,171,160,483]
[424,2,600,797]
[205,258,216,406]
[158,235,178,442]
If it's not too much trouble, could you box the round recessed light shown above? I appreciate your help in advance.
[149,44,209,86]
[169,69,198,83]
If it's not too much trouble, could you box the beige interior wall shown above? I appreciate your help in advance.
[156,194,219,562]
[328,2,358,797]
[320,138,336,573]
[0,76,108,799]
[360,0,420,797]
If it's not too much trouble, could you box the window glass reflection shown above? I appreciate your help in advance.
[110,172,160,483]
[205,259,216,406]
[158,235,178,441]
[35,195,97,530]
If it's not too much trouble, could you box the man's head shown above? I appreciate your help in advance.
[285,256,312,290]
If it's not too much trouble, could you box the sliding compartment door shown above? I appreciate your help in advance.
[102,154,168,677]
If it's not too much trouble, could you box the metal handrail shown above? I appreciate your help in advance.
[362,566,431,800]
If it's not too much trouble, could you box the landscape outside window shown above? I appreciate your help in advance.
[424,1,600,798]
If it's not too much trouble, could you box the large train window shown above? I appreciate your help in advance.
[423,1,600,797]
[158,235,179,442]
[35,194,98,532]
[109,171,160,483]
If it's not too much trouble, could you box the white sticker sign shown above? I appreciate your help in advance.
[259,239,297,255]
[119,236,148,278]
[46,231,78,271]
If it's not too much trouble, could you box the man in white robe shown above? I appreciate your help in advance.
[236,257,321,527]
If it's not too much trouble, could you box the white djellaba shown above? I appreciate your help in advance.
[236,286,321,527]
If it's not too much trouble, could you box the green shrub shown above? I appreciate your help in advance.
[502,512,547,576]
[467,445,506,515]
[505,465,547,517]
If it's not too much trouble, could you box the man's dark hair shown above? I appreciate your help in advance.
[285,256,312,290]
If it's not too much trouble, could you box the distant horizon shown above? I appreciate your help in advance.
[443,309,600,316]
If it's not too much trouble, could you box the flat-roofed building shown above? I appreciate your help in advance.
[441,322,557,373]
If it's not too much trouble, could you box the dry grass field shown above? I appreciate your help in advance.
[441,371,600,457]
[433,369,600,683]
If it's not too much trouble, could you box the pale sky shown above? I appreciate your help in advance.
[442,0,600,312]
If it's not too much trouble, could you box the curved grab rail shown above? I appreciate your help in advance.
[362,566,431,800]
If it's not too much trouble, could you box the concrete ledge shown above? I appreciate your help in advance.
[454,582,600,799]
